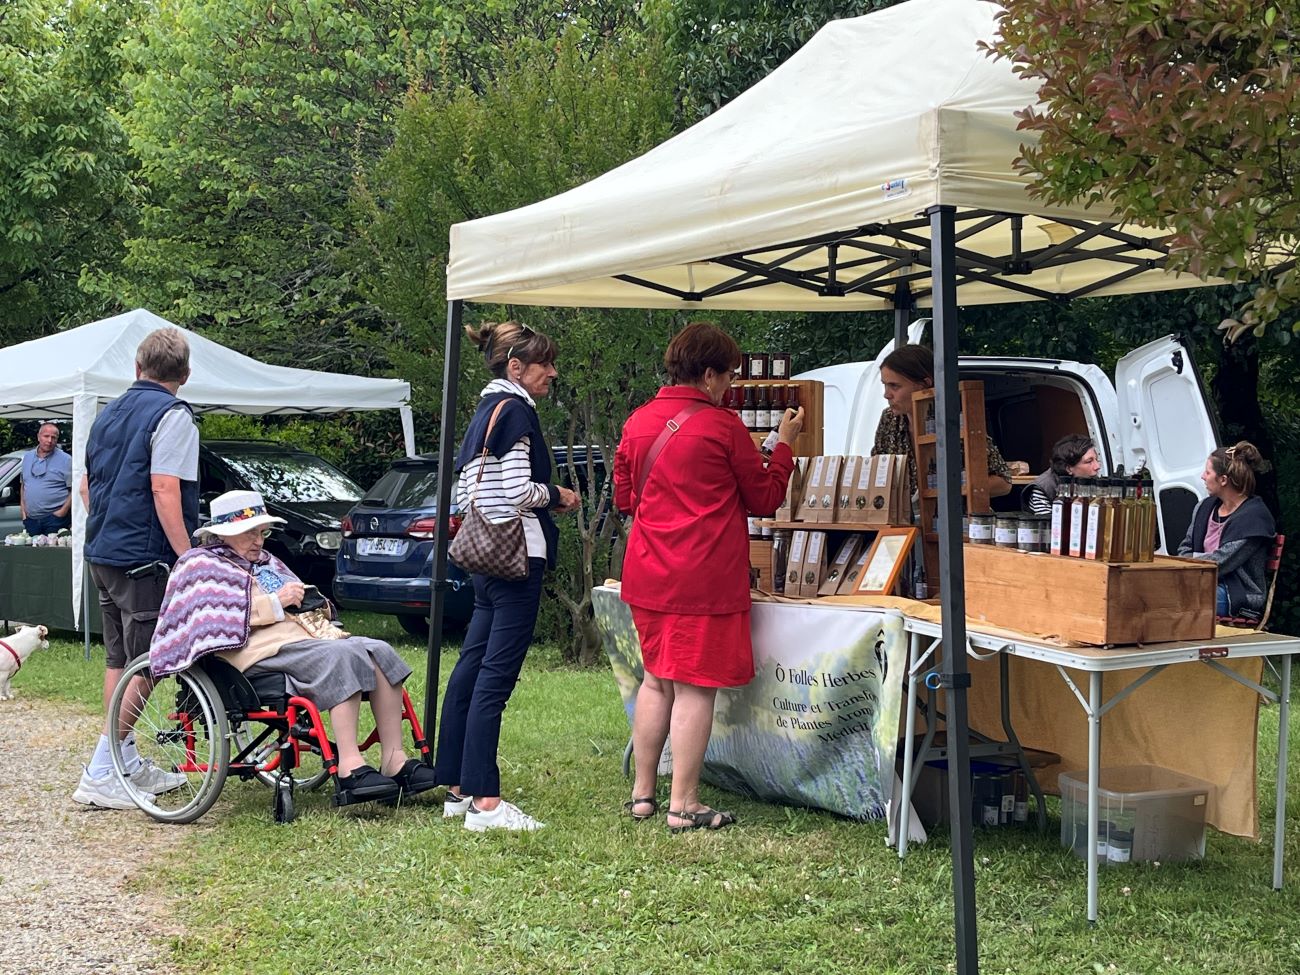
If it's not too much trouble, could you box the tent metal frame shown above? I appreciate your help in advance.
[423,203,1193,975]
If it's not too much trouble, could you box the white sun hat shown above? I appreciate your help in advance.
[198,489,287,537]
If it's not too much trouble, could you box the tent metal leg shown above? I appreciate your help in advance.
[422,299,464,764]
[1275,652,1291,890]
[928,203,979,975]
[1087,671,1102,923]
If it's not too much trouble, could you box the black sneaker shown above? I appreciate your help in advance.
[390,759,438,798]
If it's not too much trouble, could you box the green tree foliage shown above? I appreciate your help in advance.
[0,0,138,342]
[643,0,898,120]
[363,31,678,662]
[988,0,1300,341]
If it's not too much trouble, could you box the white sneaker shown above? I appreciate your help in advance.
[72,769,154,810]
[129,759,188,796]
[464,799,544,832]
[444,792,473,819]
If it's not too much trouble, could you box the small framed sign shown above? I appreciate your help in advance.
[854,526,920,596]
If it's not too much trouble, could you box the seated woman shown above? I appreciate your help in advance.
[151,489,437,804]
[1022,434,1102,515]
[1178,442,1276,622]
[871,344,1013,498]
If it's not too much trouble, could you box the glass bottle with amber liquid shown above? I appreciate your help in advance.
[1136,476,1157,562]
[1068,477,1091,558]
[1050,475,1074,556]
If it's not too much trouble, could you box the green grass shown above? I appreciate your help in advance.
[16,620,1300,974]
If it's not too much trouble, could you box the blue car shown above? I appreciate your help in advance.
[333,456,473,638]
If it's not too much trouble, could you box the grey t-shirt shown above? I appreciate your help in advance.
[150,406,199,480]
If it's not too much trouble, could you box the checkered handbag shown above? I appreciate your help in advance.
[448,401,529,580]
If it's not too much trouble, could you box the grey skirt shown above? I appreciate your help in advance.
[247,637,412,711]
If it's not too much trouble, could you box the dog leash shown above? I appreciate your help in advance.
[0,639,22,673]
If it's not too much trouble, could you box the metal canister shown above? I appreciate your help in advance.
[968,512,995,545]
[1017,516,1037,551]
[994,512,1019,548]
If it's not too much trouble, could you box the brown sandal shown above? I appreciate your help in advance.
[623,796,659,821]
[667,807,737,833]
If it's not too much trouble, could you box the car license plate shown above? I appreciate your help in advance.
[357,538,408,557]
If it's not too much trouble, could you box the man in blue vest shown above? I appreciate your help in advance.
[72,328,201,810]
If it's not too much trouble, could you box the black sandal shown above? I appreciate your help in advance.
[667,807,737,833]
[389,759,438,798]
[333,764,400,806]
[623,796,659,821]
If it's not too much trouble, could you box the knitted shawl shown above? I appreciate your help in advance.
[149,542,297,678]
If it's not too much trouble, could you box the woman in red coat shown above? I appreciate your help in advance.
[614,322,803,832]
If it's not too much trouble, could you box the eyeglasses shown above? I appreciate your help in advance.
[29,457,49,478]
[239,528,274,540]
[506,324,536,362]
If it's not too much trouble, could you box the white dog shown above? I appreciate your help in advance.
[0,625,48,700]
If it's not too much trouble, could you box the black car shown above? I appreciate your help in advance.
[199,441,363,587]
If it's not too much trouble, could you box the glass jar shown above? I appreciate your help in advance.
[1016,516,1037,552]
[968,512,995,545]
[994,512,1019,548]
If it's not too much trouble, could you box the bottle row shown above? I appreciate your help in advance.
[728,382,802,434]
[1049,475,1157,562]
[737,352,793,381]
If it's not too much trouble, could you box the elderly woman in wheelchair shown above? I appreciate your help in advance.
[106,490,436,822]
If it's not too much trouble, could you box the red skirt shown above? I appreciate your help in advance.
[630,606,754,688]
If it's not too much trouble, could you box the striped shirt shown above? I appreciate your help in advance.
[457,379,553,560]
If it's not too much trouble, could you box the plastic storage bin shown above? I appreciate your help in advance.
[1059,765,1210,864]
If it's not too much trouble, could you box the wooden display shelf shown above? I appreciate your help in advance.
[962,544,1216,645]
[757,519,878,532]
[738,378,823,456]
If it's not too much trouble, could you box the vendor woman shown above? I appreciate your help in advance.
[871,344,1012,498]
[1022,434,1101,515]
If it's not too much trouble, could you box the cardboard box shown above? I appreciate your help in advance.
[819,534,866,596]
[962,545,1216,645]
[749,538,773,592]
[798,530,829,596]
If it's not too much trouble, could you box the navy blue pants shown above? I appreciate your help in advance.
[434,558,545,797]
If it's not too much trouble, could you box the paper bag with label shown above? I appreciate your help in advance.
[835,456,861,525]
[846,454,875,524]
[777,456,808,522]
[836,544,874,595]
[798,530,829,596]
[891,454,911,525]
[866,453,904,526]
[785,530,809,596]
[802,456,827,523]
[812,456,842,523]
[819,534,865,596]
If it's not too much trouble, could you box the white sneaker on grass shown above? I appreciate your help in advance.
[464,800,544,832]
[72,769,154,810]
[129,759,188,796]
[444,792,473,819]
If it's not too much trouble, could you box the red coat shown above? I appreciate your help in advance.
[614,386,794,614]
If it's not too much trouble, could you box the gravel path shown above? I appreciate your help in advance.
[0,697,187,975]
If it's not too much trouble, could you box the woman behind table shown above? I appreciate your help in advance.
[871,344,1013,499]
[615,321,803,833]
[434,320,580,832]
[151,490,438,805]
[1022,434,1102,515]
[1178,441,1275,621]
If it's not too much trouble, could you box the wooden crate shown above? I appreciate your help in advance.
[750,538,774,592]
[962,544,1216,645]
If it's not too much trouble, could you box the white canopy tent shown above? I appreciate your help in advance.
[0,308,416,624]
[437,0,1238,964]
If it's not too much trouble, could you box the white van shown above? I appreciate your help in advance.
[797,321,1219,554]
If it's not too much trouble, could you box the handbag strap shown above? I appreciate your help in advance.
[634,401,708,515]
[470,399,513,489]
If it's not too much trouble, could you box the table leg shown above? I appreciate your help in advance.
[899,632,921,858]
[1087,670,1101,924]
[1275,652,1291,890]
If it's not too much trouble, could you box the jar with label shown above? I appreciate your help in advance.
[1016,516,1038,552]
[968,512,995,545]
[770,352,792,380]
[994,512,1019,548]
[746,352,770,380]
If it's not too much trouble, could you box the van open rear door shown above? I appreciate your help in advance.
[1114,335,1219,553]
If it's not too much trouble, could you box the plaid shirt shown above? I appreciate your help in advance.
[871,408,1011,498]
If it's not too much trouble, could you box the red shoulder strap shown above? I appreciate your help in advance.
[634,401,708,515]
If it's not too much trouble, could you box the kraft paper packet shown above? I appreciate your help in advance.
[777,456,809,522]
[836,545,874,595]
[846,454,876,524]
[799,529,829,596]
[786,530,809,595]
[803,456,828,522]
[812,456,843,524]
[819,534,865,596]
[891,453,910,525]
[836,456,862,525]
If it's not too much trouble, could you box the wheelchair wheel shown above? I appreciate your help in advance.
[108,656,230,824]
[232,724,330,792]
[274,776,295,824]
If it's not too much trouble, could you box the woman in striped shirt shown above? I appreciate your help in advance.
[1022,434,1101,515]
[434,320,580,832]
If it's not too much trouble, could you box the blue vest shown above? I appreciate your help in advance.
[85,381,199,568]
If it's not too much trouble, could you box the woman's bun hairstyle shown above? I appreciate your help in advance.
[465,320,557,378]
[1211,440,1270,497]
